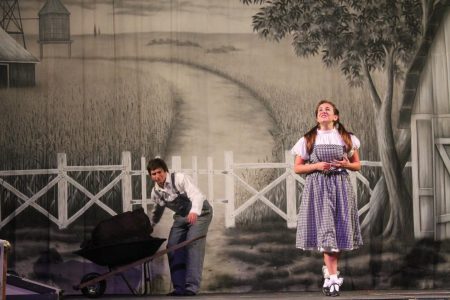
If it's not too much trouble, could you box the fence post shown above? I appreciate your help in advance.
[141,157,148,213]
[57,153,68,228]
[1,240,10,300]
[285,151,297,228]
[121,152,132,212]
[192,156,198,186]
[171,156,182,172]
[224,151,235,228]
[207,157,214,206]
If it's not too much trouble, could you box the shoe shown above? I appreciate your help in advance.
[329,282,340,297]
[322,266,331,296]
[328,277,343,297]
[322,266,344,297]
[184,290,197,296]
[322,278,331,296]
[166,291,184,296]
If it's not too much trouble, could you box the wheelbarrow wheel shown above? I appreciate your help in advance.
[80,272,106,298]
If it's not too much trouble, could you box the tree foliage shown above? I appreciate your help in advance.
[242,0,430,238]
[242,0,422,86]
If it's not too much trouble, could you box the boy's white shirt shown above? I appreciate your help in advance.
[151,172,206,215]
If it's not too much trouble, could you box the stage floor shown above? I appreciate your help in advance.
[65,290,450,300]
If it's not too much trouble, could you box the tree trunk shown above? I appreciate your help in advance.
[360,1,433,238]
[360,176,388,236]
[362,51,413,238]
[361,129,412,237]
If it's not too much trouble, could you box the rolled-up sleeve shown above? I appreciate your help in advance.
[150,189,165,226]
[176,173,205,215]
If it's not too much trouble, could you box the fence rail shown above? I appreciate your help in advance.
[0,151,411,229]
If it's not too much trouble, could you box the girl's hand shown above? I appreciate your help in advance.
[315,162,332,171]
[332,155,350,168]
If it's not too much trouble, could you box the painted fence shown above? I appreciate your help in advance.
[1,239,9,299]
[0,151,410,230]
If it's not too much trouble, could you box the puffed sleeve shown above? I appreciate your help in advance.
[350,134,361,150]
[290,137,309,160]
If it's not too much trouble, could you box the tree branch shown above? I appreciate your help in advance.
[385,48,395,111]
[421,0,440,33]
[361,59,382,109]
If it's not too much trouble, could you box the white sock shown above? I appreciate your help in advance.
[322,265,330,278]
[330,274,344,286]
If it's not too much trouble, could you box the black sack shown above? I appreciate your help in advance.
[88,208,153,247]
[75,237,166,267]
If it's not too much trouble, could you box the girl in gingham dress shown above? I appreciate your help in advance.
[291,100,363,297]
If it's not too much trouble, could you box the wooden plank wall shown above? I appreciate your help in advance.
[412,9,450,239]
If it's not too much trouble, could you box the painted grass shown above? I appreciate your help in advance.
[0,58,178,218]
[210,221,450,292]
[0,59,176,167]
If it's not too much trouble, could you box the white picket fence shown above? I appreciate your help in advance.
[0,151,410,230]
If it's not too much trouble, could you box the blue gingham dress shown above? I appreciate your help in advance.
[291,129,363,251]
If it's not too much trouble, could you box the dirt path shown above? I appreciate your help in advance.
[139,62,276,291]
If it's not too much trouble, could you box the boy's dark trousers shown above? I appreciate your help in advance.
[167,200,212,294]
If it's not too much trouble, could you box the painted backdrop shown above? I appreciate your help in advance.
[1,0,450,296]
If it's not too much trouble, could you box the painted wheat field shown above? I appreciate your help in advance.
[0,32,427,294]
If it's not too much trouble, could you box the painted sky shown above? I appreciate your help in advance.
[20,0,259,35]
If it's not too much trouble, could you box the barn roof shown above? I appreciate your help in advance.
[398,0,450,128]
[0,28,39,63]
[38,0,70,16]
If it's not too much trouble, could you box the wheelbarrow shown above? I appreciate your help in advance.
[72,208,205,298]
[73,235,205,298]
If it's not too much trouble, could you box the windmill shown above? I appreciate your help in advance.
[38,0,72,59]
[0,0,26,48]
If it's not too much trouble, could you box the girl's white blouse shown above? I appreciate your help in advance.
[291,128,360,160]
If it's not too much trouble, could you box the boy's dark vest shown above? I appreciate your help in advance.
[154,172,192,217]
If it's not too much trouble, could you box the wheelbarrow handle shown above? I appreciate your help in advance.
[74,234,206,291]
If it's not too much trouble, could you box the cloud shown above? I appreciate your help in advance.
[18,0,257,34]
[107,0,252,18]
[181,1,257,21]
[111,1,190,16]
[20,0,254,18]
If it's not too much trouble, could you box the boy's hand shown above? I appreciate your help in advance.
[187,212,198,224]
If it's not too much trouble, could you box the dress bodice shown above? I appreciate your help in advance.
[291,128,360,160]
[309,144,345,164]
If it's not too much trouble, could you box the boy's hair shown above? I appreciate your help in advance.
[147,158,169,173]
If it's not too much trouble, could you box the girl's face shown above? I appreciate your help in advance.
[316,102,338,126]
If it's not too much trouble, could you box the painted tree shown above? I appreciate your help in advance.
[241,0,432,237]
